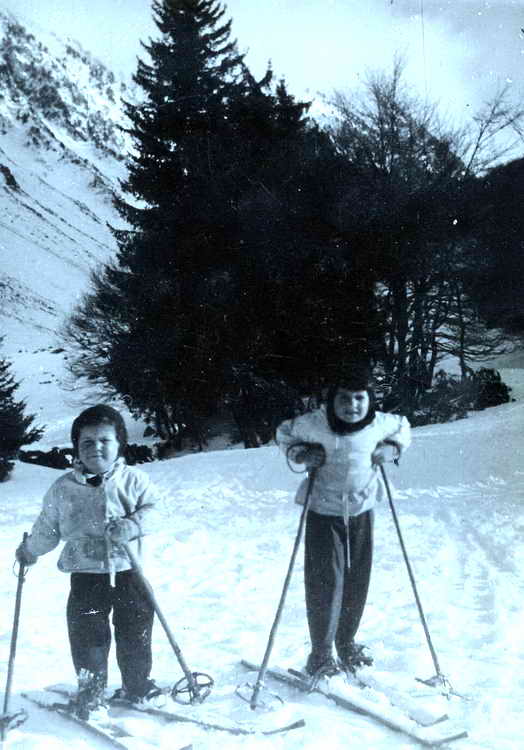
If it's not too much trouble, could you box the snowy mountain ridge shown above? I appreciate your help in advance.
[0,10,129,156]
[0,9,134,354]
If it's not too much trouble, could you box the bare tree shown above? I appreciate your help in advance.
[326,59,523,410]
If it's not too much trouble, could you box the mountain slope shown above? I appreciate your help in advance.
[0,10,133,353]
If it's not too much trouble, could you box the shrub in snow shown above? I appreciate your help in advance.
[473,367,512,410]
[0,343,44,480]
[123,443,154,465]
[408,368,512,427]
[19,447,72,470]
[0,456,14,482]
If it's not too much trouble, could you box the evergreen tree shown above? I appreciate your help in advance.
[65,0,317,443]
[0,343,44,481]
[64,0,381,445]
[116,0,244,235]
[67,0,249,439]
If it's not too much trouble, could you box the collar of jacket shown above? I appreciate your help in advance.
[72,456,127,485]
[320,403,376,434]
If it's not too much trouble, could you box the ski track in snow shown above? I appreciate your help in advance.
[2,364,524,749]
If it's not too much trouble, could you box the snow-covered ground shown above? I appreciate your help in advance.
[1,353,524,749]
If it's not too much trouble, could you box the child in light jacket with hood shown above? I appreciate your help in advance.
[16,405,163,719]
[276,368,411,679]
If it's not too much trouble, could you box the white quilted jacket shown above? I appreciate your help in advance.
[276,407,411,518]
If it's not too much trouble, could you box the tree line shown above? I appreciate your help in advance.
[61,0,524,447]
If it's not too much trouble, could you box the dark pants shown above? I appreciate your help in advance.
[67,570,154,696]
[304,509,373,659]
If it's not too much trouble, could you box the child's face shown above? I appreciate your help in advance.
[333,388,370,424]
[77,424,120,475]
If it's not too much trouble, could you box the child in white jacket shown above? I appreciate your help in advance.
[16,405,163,719]
[276,368,411,679]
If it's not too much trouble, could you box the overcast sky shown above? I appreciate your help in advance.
[2,0,523,126]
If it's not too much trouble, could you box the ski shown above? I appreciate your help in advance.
[110,698,305,737]
[24,689,194,750]
[241,660,468,747]
[0,708,27,732]
[21,691,132,750]
[47,684,305,738]
[289,667,449,727]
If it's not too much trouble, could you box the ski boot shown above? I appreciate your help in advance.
[110,679,165,709]
[75,669,108,721]
[305,652,340,691]
[337,641,373,676]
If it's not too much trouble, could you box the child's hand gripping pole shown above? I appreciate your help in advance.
[121,541,213,705]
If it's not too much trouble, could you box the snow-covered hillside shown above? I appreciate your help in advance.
[1,363,524,749]
[0,9,132,353]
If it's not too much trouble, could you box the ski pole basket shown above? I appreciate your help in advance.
[235,679,284,710]
[1,709,27,736]
[171,672,214,704]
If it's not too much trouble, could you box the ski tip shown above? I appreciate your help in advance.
[0,708,28,733]
[420,725,469,747]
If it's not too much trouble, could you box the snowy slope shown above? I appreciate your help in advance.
[0,10,132,353]
[1,369,524,749]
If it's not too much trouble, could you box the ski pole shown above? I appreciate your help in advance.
[122,542,213,704]
[379,465,449,690]
[249,467,319,710]
[1,533,29,741]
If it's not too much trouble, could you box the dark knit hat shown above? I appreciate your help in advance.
[71,405,128,457]
[326,365,376,434]
[329,365,375,394]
